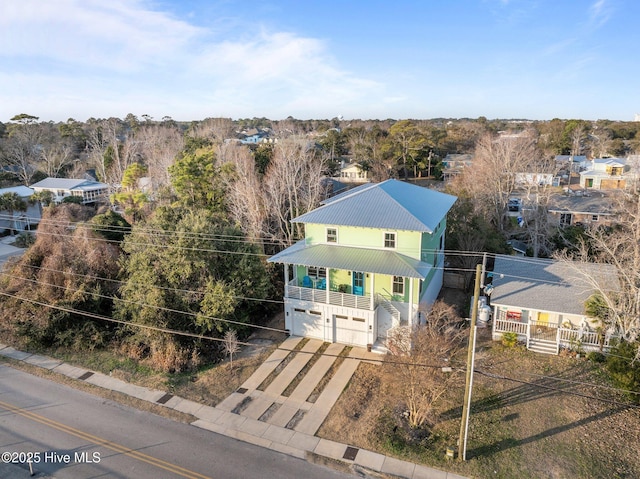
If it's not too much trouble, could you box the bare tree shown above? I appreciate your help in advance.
[189,118,235,143]
[223,329,240,367]
[520,155,556,257]
[39,123,76,177]
[453,130,540,231]
[228,138,326,247]
[135,124,184,189]
[555,191,640,352]
[262,139,327,245]
[226,148,267,244]
[1,117,44,185]
[385,301,465,429]
[570,124,587,156]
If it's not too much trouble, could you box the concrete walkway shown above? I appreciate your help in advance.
[0,341,468,479]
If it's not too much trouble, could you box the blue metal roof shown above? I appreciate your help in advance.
[294,179,456,233]
[269,241,432,279]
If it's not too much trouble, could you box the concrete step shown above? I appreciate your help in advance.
[528,339,558,355]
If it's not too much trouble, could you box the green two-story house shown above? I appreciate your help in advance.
[268,179,457,349]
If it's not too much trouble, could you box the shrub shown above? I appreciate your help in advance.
[606,340,640,403]
[501,332,519,348]
[13,232,35,248]
[587,351,606,363]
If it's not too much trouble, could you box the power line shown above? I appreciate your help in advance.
[0,271,286,334]
[0,290,257,347]
[16,263,284,304]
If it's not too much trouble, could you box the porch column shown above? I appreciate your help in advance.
[326,268,330,304]
[409,277,414,326]
[370,273,375,310]
[284,263,289,298]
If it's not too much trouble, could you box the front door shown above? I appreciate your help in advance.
[537,312,549,326]
[352,271,364,296]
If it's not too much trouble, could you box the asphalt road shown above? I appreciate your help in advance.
[0,365,352,479]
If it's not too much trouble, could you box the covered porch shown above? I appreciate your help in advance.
[492,307,616,354]
[269,241,432,347]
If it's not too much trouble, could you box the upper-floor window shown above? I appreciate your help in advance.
[392,276,405,295]
[384,232,396,249]
[326,228,337,243]
[592,215,599,222]
[308,266,326,278]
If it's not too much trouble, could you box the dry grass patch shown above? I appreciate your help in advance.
[169,344,277,406]
[318,333,640,479]
[317,361,388,451]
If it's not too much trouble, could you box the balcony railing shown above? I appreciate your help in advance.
[286,280,373,310]
[495,317,618,352]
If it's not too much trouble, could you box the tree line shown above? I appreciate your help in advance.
[1,113,640,371]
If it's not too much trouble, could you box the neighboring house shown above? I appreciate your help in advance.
[0,185,40,233]
[515,172,557,186]
[547,191,617,227]
[490,255,617,354]
[442,154,473,182]
[268,179,457,349]
[30,178,109,205]
[555,155,588,173]
[579,158,632,189]
[336,161,369,183]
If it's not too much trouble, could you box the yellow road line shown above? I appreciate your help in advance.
[0,399,212,479]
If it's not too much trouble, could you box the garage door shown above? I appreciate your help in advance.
[292,308,324,340]
[334,314,368,347]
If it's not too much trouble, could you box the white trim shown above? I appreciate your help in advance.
[392,275,405,296]
[383,231,397,249]
[326,226,338,244]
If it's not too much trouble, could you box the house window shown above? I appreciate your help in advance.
[392,276,405,295]
[560,213,572,227]
[384,232,396,248]
[592,215,599,222]
[307,266,326,278]
[326,228,337,243]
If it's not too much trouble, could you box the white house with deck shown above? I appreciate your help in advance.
[30,178,109,205]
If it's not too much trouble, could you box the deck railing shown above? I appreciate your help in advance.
[494,318,528,336]
[495,317,618,352]
[286,280,373,310]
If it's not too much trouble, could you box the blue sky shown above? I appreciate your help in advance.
[1,0,637,122]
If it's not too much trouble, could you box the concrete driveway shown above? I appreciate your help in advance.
[217,337,381,436]
[0,242,25,267]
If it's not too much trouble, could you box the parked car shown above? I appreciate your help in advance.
[508,198,522,212]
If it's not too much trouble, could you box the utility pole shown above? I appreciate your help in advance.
[480,252,487,291]
[458,263,481,461]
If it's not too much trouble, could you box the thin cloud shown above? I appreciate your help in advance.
[588,0,613,28]
[0,0,385,120]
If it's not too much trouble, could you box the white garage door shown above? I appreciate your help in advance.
[292,309,324,340]
[334,314,368,347]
